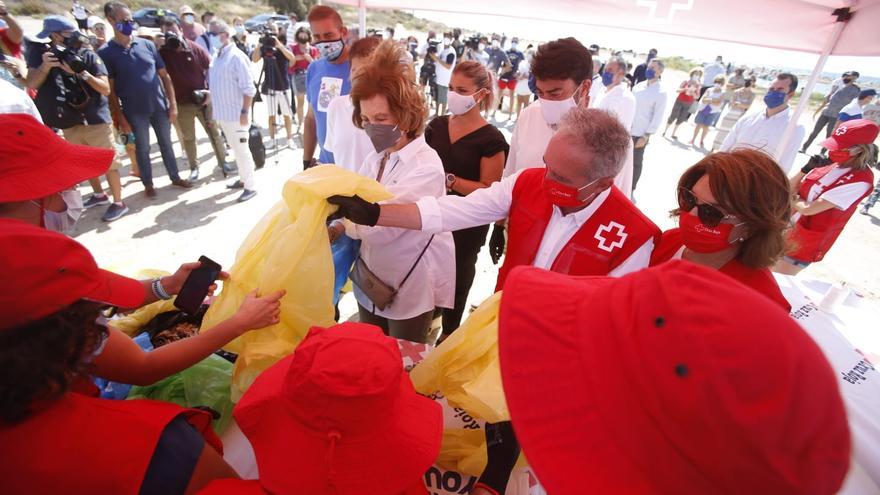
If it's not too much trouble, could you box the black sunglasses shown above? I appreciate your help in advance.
[678,187,736,228]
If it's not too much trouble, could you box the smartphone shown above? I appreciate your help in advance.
[174,256,222,315]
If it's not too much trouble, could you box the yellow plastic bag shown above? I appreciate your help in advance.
[109,269,174,337]
[201,165,391,401]
[410,292,509,422]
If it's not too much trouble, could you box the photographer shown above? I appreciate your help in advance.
[252,27,296,148]
[25,15,128,223]
[419,38,438,108]
[159,17,231,181]
[464,35,490,67]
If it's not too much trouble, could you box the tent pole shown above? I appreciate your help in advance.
[359,0,367,39]
[778,7,852,165]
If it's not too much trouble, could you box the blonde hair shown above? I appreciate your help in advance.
[847,143,879,171]
[689,67,703,78]
[350,41,426,139]
[452,61,496,111]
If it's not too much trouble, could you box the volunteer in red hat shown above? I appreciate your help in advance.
[775,119,879,275]
[328,107,661,292]
[491,262,850,494]
[0,219,249,494]
[199,322,443,495]
[650,149,792,311]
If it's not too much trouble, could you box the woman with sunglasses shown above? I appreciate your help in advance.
[775,119,878,275]
[650,149,792,310]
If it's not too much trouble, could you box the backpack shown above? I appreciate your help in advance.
[248,124,265,169]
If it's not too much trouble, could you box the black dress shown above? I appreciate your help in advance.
[425,116,509,334]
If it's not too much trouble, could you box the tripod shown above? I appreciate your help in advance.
[255,49,295,167]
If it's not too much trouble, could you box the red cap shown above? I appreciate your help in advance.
[0,219,146,329]
[0,113,114,203]
[498,261,850,495]
[233,323,441,495]
[821,118,880,151]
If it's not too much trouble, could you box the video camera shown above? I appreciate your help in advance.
[164,31,182,50]
[426,39,440,55]
[464,35,481,51]
[50,45,87,74]
[259,28,278,57]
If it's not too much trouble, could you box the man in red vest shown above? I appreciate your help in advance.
[328,107,660,291]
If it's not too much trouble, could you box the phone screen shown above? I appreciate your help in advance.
[174,256,222,315]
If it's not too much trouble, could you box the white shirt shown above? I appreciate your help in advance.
[346,136,455,320]
[839,98,864,120]
[417,171,653,277]
[504,100,555,178]
[434,46,456,87]
[702,62,725,86]
[0,79,42,122]
[324,95,372,172]
[597,84,636,198]
[808,166,871,209]
[588,74,605,104]
[719,107,806,174]
[631,80,668,137]
[208,43,256,122]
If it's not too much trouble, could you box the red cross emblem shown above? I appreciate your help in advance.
[835,125,849,136]
[635,0,695,22]
[397,340,429,365]
[594,221,628,253]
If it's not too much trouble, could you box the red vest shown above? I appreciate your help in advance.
[789,165,874,262]
[198,479,429,494]
[496,168,660,291]
[651,229,791,312]
[0,392,221,495]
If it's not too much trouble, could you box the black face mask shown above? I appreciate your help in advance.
[843,78,853,84]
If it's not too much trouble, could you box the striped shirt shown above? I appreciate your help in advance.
[208,42,255,122]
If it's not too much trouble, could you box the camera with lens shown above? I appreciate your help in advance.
[465,35,481,51]
[50,44,87,74]
[426,40,439,55]
[191,89,209,106]
[164,31,182,50]
[259,28,278,57]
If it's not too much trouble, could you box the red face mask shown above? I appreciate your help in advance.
[679,211,740,253]
[542,174,599,208]
[828,149,852,164]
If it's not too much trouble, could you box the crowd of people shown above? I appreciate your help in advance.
[1,1,880,494]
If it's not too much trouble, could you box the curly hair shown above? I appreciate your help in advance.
[531,37,592,85]
[674,149,793,268]
[0,301,108,424]
[350,40,427,139]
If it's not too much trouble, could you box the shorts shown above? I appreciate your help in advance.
[63,122,121,171]
[435,85,449,104]
[515,81,532,96]
[498,79,517,91]
[293,70,307,94]
[667,99,693,125]
[265,90,293,117]
[783,256,812,269]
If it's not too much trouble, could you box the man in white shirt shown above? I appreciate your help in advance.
[701,55,725,99]
[720,73,805,174]
[630,59,668,193]
[430,33,456,117]
[328,107,661,290]
[595,54,636,196]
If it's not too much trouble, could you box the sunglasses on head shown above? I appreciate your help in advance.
[678,187,736,228]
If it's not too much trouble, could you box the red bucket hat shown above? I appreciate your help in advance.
[498,261,850,495]
[0,219,145,329]
[233,322,442,495]
[0,113,114,203]
[821,118,880,151]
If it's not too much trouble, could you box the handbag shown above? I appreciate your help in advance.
[349,235,434,311]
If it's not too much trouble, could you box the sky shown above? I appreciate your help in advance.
[411,9,880,79]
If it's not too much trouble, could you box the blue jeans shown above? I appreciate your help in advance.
[125,107,180,186]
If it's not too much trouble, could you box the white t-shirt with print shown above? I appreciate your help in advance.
[323,95,373,172]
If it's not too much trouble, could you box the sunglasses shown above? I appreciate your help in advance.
[678,187,737,228]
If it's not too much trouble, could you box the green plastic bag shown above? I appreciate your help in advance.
[127,354,234,434]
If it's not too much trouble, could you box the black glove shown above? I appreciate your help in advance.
[475,421,521,495]
[489,225,506,265]
[801,154,832,174]
[327,195,380,226]
[303,158,317,170]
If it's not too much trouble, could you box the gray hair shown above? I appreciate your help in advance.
[606,55,628,74]
[211,19,232,35]
[559,107,630,180]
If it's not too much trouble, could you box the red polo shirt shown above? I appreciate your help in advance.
[159,39,211,105]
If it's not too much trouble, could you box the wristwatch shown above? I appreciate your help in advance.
[446,173,457,189]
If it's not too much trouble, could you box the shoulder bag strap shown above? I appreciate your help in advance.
[398,234,434,289]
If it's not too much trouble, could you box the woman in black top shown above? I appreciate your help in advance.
[425,61,509,337]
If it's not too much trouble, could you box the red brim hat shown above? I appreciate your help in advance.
[0,113,114,203]
[234,325,442,495]
[0,219,145,329]
[820,118,880,151]
[498,262,850,495]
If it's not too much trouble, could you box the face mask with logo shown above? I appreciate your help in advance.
[364,123,402,153]
[448,90,481,115]
[542,174,600,208]
[764,90,787,109]
[645,68,656,80]
[34,190,83,233]
[115,20,134,37]
[829,149,853,163]
[601,71,615,87]
[315,39,345,61]
[679,211,740,253]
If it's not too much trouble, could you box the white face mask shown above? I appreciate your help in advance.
[691,76,700,83]
[448,90,481,115]
[539,96,577,127]
[33,190,83,233]
[477,43,485,51]
[442,38,451,46]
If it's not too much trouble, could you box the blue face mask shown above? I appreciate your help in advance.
[601,71,615,87]
[115,20,134,37]
[645,68,656,80]
[764,90,787,109]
